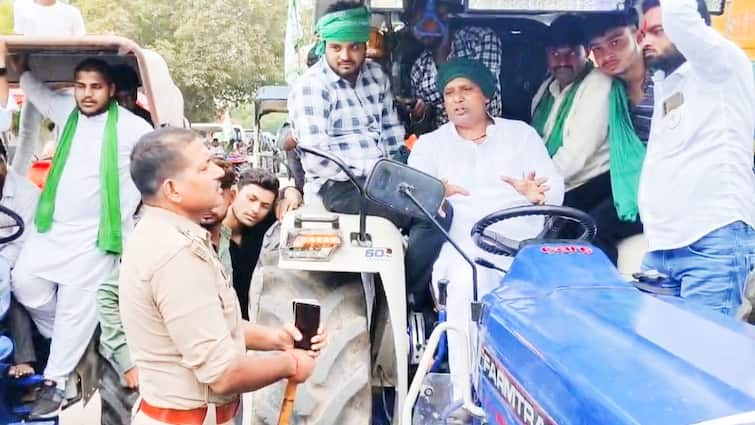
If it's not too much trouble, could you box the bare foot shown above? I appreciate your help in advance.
[9,363,34,378]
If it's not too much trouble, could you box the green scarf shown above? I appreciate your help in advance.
[607,80,647,222]
[532,63,593,157]
[314,5,371,57]
[35,101,123,255]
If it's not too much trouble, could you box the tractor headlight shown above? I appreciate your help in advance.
[283,229,343,261]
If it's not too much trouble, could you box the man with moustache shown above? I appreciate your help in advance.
[636,0,755,316]
[6,45,152,417]
[95,159,240,425]
[201,158,237,275]
[289,1,450,313]
[540,11,652,265]
[530,15,615,257]
[406,0,502,128]
[121,128,325,425]
[409,57,563,407]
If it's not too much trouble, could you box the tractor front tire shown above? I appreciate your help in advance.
[248,223,372,425]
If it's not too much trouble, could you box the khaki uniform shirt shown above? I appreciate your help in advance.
[120,206,246,409]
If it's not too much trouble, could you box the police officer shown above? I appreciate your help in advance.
[120,127,325,425]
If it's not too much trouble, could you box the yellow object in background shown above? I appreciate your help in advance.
[713,0,755,60]
[0,0,13,35]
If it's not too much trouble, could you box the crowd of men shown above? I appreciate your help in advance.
[288,0,755,408]
[1,2,324,424]
[0,0,753,423]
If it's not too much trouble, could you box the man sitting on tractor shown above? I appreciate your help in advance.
[0,50,43,380]
[408,58,564,403]
[289,0,450,313]
[407,0,503,130]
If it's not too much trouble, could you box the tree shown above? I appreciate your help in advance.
[75,0,288,122]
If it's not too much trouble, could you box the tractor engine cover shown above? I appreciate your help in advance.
[476,242,755,425]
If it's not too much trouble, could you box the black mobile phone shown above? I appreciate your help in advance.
[293,299,321,350]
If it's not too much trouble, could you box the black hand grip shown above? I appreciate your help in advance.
[294,214,340,230]
[437,279,448,307]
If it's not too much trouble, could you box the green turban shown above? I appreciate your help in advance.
[437,58,497,99]
[314,6,371,57]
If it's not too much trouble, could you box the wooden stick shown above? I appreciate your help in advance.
[277,380,298,425]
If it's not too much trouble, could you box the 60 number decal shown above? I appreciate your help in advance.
[365,248,393,258]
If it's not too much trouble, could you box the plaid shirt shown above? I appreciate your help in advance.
[629,71,655,143]
[410,26,503,127]
[289,59,405,200]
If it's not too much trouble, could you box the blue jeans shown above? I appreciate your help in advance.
[641,221,755,316]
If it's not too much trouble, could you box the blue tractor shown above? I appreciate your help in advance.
[360,158,755,425]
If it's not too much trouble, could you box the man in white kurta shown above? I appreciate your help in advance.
[409,58,564,402]
[0,50,40,320]
[8,53,151,415]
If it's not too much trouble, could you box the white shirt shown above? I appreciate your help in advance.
[14,0,86,36]
[0,170,40,266]
[409,118,565,267]
[531,68,611,191]
[638,0,755,251]
[0,101,12,133]
[12,72,152,288]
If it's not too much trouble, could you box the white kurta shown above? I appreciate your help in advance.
[13,73,152,290]
[637,0,755,251]
[0,171,40,318]
[0,170,41,266]
[0,101,13,133]
[408,118,564,398]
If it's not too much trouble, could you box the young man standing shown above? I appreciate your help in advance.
[222,168,301,319]
[289,1,449,312]
[7,48,153,416]
[638,0,755,316]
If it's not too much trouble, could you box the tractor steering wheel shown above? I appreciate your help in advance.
[0,205,25,245]
[471,205,596,257]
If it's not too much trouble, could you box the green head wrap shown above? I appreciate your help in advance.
[314,6,371,57]
[437,58,497,99]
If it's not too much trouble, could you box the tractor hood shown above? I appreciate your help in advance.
[477,242,755,425]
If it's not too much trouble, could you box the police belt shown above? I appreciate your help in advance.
[138,398,240,424]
